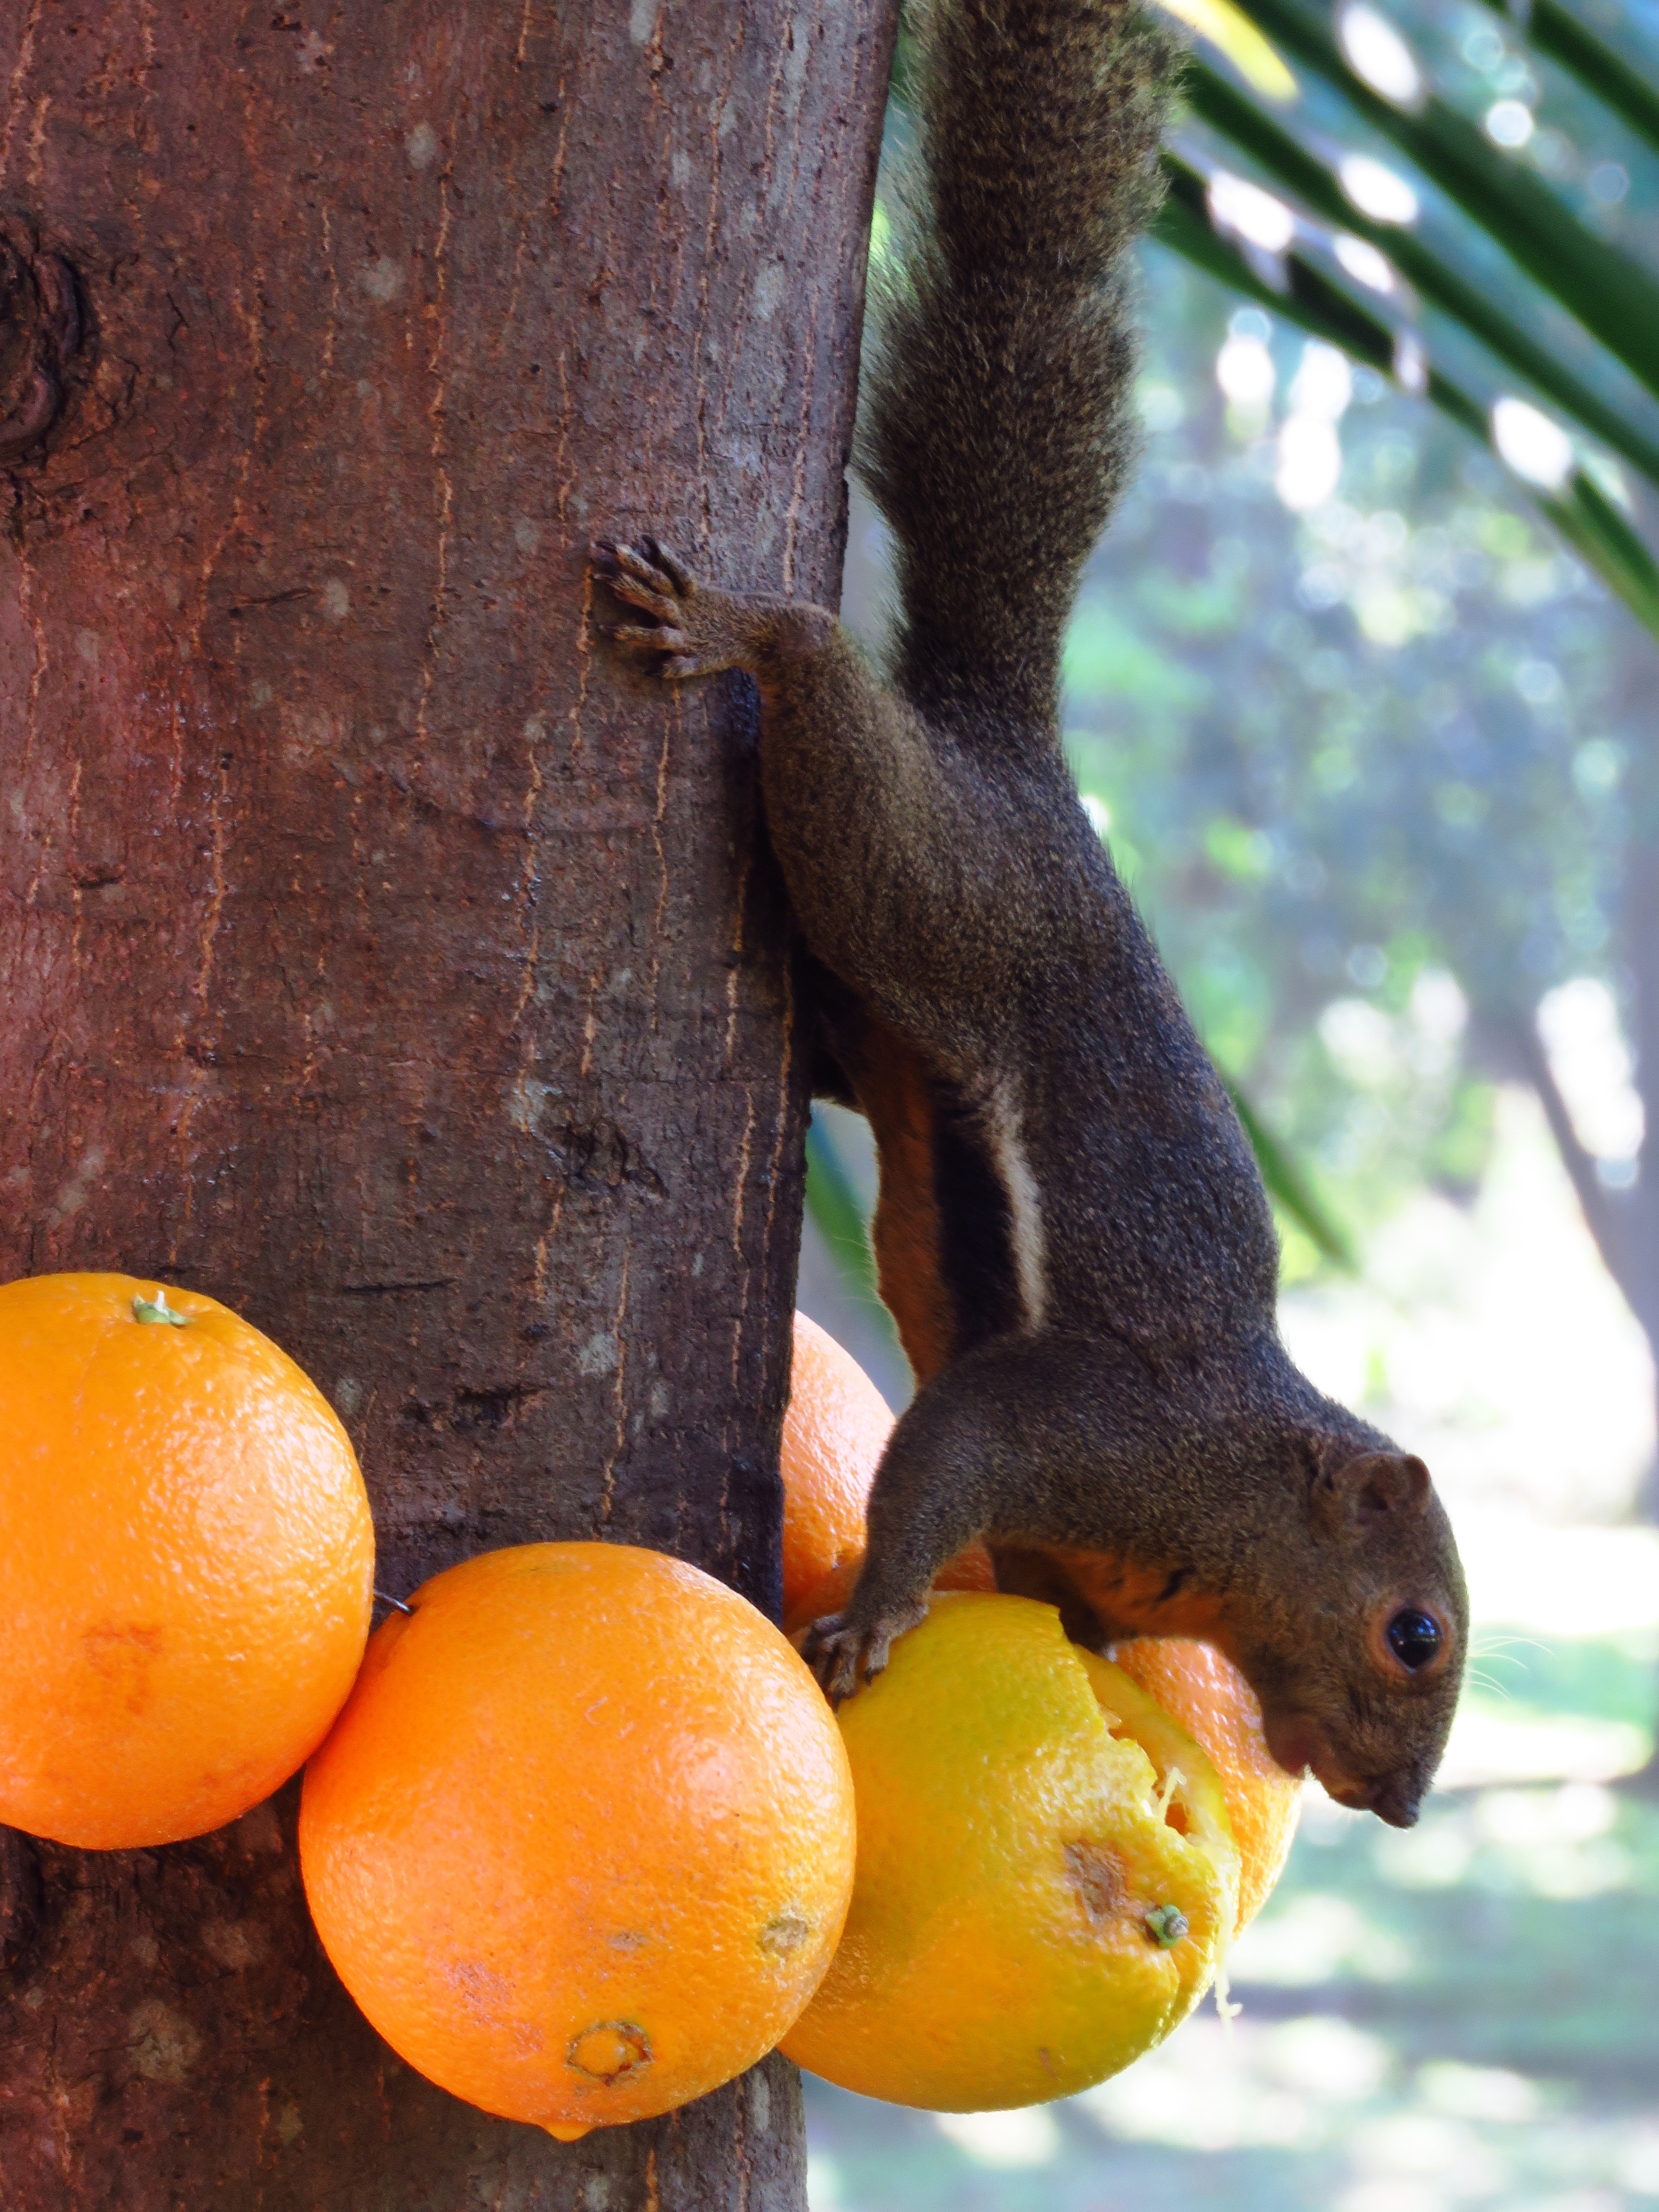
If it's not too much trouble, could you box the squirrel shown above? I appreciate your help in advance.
[591,0,1467,1828]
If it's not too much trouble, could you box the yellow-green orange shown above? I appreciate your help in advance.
[0,1271,374,1849]
[781,1592,1238,2110]
[299,1542,856,2140]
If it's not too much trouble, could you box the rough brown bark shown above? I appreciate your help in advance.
[0,2,895,2203]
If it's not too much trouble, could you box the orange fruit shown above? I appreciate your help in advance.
[780,1313,893,1615]
[299,1541,856,2140]
[1112,1635,1301,1931]
[790,1544,1298,1934]
[781,1592,1238,2110]
[0,1271,374,1849]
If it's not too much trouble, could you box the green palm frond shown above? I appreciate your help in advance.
[1156,0,1659,641]
[1226,1082,1358,1271]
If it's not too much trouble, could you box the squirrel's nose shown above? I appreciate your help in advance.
[1368,1776,1423,1829]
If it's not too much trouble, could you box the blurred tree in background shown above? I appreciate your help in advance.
[1153,0,1659,1491]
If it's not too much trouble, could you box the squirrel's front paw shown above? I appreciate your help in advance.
[802,1601,926,1704]
[589,535,733,680]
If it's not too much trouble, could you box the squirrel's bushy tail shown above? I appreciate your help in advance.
[860,0,1180,737]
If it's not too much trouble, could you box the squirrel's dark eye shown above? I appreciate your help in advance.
[1386,1609,1442,1671]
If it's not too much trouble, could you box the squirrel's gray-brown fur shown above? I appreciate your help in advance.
[592,0,1467,1828]
[864,0,1172,733]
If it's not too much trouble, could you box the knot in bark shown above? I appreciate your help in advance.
[0,232,80,462]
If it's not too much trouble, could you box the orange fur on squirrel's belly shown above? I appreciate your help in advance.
[842,1021,955,1386]
[993,1543,1230,1648]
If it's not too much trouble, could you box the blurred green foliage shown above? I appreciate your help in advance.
[1063,236,1648,1274]
[1164,0,1659,639]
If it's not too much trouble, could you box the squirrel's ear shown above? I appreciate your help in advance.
[1309,1450,1431,1536]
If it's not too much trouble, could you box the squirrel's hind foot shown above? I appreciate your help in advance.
[802,1599,927,1704]
[589,535,738,679]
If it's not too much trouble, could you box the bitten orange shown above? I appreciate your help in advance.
[781,1592,1239,2111]
[299,1542,856,2140]
[0,1271,374,1849]
[780,1313,893,1614]
[793,1549,1298,1934]
[1112,1635,1302,1931]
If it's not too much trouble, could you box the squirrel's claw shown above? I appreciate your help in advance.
[609,577,682,621]
[590,536,656,581]
[803,1606,922,1704]
[590,537,690,610]
[801,1615,867,1703]
[641,537,695,595]
[589,536,706,672]
[589,533,741,683]
[603,622,690,652]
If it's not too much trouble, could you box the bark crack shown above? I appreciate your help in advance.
[0,0,45,191]
[646,692,676,1036]
[597,1240,633,1523]
[415,172,455,757]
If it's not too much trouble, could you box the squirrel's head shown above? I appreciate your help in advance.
[1238,1441,1467,1828]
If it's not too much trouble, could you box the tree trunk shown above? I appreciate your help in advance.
[0,3,894,2203]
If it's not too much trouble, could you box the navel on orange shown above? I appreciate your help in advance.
[299,1541,856,2139]
[0,1271,374,1849]
[780,1313,893,1615]
[781,1592,1239,2111]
